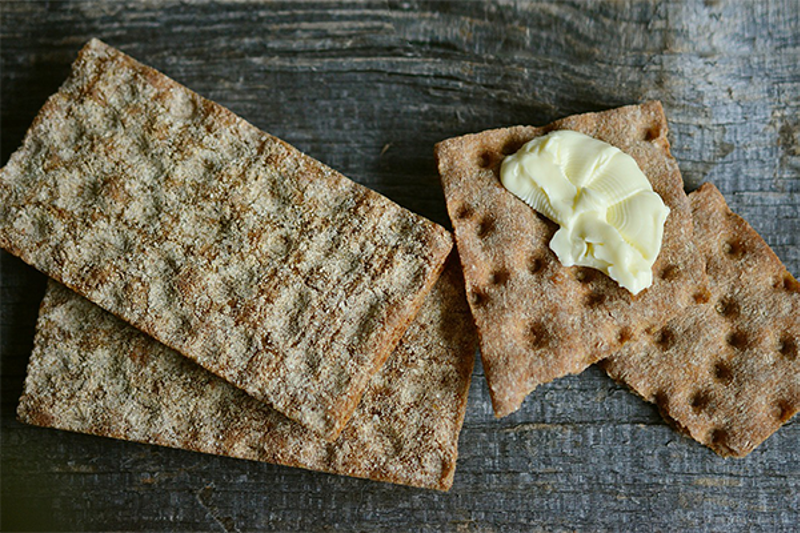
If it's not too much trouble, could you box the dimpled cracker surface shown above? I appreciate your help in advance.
[0,39,453,439]
[436,102,707,417]
[601,183,800,457]
[17,259,477,491]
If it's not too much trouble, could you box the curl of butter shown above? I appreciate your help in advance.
[500,130,669,295]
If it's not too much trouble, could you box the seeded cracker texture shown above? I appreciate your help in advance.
[17,259,477,491]
[601,183,800,457]
[0,39,453,439]
[436,102,708,417]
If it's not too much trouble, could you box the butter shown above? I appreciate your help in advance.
[500,130,669,294]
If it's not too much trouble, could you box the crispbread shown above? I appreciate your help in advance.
[0,39,453,439]
[436,102,708,417]
[17,258,477,491]
[601,183,800,457]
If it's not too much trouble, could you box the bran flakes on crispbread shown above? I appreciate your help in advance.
[436,102,708,417]
[0,39,453,439]
[17,258,477,491]
[601,183,800,457]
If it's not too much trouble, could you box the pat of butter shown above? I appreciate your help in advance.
[500,130,669,295]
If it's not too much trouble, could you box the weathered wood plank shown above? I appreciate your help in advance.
[1,0,798,531]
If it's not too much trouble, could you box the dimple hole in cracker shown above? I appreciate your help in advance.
[776,399,796,423]
[575,267,596,283]
[693,287,712,304]
[653,390,670,412]
[618,327,632,345]
[710,428,729,447]
[454,204,473,220]
[780,273,800,293]
[489,268,510,286]
[654,327,675,350]
[528,321,551,349]
[470,289,488,307]
[529,256,544,275]
[501,139,523,156]
[478,151,495,169]
[722,238,745,259]
[778,336,798,360]
[726,330,749,350]
[659,264,680,281]
[713,361,733,384]
[476,217,495,238]
[643,124,663,142]
[689,390,711,413]
[715,296,740,318]
[585,292,606,307]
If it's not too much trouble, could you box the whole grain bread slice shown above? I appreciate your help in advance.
[0,39,453,439]
[436,102,708,417]
[601,183,800,457]
[17,258,477,491]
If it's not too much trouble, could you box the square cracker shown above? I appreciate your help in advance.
[17,259,477,491]
[436,102,708,417]
[601,183,800,457]
[0,39,453,439]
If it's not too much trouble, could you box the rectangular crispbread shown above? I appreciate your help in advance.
[436,102,708,417]
[0,39,453,439]
[17,258,477,491]
[601,183,800,457]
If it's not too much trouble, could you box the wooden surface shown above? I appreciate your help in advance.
[1,1,798,531]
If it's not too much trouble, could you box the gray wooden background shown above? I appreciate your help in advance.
[2,1,798,531]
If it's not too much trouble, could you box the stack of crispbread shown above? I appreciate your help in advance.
[437,103,799,456]
[6,38,797,485]
[3,39,478,490]
[18,260,475,490]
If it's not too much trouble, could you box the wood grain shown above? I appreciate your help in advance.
[2,0,798,531]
